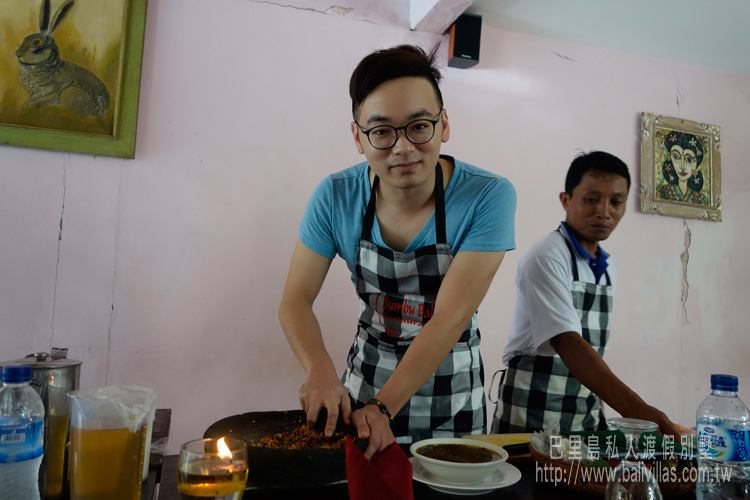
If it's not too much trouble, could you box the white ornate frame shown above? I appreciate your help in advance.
[640,112,722,222]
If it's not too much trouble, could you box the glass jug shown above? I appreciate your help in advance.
[68,385,156,500]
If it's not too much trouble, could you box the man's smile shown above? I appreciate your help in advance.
[390,161,420,172]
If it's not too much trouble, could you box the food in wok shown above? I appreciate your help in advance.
[250,424,347,450]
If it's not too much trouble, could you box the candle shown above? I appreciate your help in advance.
[177,437,248,499]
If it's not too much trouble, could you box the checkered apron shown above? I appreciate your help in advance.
[342,165,486,443]
[493,231,612,433]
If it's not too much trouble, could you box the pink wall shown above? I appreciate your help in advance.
[1,0,748,452]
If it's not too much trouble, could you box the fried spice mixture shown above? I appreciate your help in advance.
[417,443,501,463]
[252,425,346,450]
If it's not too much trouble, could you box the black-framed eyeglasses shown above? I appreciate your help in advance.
[355,110,443,150]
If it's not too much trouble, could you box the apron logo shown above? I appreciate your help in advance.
[380,295,434,318]
[378,294,435,338]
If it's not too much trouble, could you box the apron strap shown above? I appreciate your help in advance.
[434,165,446,244]
[558,230,581,282]
[558,228,611,285]
[361,177,379,240]
[488,368,507,405]
[361,162,446,244]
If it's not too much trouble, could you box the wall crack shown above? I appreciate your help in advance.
[678,218,692,420]
[49,157,68,351]
[248,1,353,17]
[680,219,691,325]
[105,162,125,385]
[553,51,576,61]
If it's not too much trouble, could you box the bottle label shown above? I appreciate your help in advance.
[697,423,750,462]
[0,417,44,463]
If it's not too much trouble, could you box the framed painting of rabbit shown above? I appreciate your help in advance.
[0,0,147,158]
[640,112,722,222]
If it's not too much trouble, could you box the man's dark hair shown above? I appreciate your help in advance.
[565,151,631,195]
[349,44,443,120]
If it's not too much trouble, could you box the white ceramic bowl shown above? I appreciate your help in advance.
[410,437,509,486]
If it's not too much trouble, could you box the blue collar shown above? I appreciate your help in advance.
[560,222,609,283]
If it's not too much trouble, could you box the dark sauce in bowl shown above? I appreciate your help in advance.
[417,443,502,464]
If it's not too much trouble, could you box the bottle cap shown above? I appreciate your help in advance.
[1,365,32,384]
[711,374,738,391]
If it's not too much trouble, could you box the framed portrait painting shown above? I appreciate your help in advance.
[0,0,147,159]
[640,112,721,221]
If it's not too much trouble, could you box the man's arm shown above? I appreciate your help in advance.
[278,239,351,436]
[353,250,506,459]
[550,332,680,437]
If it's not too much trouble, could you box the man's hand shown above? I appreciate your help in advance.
[299,368,351,437]
[551,332,679,439]
[621,403,680,440]
[352,404,396,461]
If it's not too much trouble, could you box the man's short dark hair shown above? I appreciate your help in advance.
[565,151,631,195]
[349,44,443,120]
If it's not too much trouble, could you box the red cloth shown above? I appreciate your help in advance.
[346,435,413,500]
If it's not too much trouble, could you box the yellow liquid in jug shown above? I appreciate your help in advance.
[44,413,70,498]
[69,424,146,500]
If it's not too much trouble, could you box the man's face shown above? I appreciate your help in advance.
[560,171,629,255]
[351,77,449,191]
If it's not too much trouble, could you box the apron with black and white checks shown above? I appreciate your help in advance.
[494,230,612,433]
[342,164,486,443]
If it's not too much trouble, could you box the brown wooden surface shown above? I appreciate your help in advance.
[140,408,172,500]
[141,469,158,500]
[157,450,698,500]
[149,408,172,483]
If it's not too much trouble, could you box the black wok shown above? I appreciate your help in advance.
[204,409,367,489]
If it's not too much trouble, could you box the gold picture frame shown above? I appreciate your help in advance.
[0,0,148,159]
[640,112,721,221]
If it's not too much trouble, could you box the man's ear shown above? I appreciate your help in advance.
[440,108,450,143]
[559,191,570,211]
[351,122,365,155]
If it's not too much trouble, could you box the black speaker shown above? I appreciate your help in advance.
[448,13,482,69]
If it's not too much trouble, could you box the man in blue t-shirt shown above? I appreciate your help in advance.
[279,45,516,460]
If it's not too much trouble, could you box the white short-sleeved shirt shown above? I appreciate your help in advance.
[502,224,617,365]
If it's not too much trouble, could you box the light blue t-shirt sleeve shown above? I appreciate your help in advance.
[446,163,517,253]
[460,176,516,252]
[298,177,337,259]
[297,164,368,267]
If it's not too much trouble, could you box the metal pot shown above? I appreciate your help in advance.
[1,348,81,500]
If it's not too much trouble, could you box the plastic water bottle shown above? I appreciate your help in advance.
[696,374,750,500]
[0,365,45,500]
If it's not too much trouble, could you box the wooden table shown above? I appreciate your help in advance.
[142,409,171,500]
[157,451,697,499]
[141,469,159,500]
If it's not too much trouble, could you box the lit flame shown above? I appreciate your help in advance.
[217,437,232,459]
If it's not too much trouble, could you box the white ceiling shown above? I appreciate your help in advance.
[272,0,750,77]
[464,0,750,77]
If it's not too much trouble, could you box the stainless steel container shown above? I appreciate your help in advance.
[1,348,81,500]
